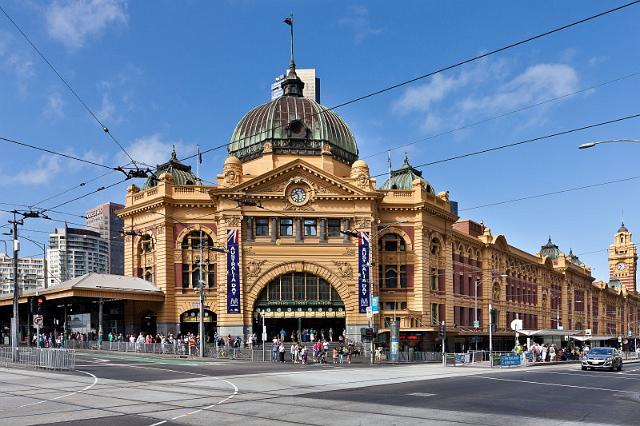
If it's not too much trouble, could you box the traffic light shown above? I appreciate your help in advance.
[438,321,446,341]
[35,295,46,315]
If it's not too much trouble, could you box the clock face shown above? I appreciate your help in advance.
[290,187,307,204]
[616,262,627,271]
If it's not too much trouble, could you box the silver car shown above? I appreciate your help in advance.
[581,347,623,371]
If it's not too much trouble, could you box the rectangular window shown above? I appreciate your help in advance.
[431,303,439,325]
[207,264,215,288]
[399,265,407,288]
[294,274,305,300]
[255,218,269,236]
[281,274,293,300]
[182,264,190,288]
[430,268,437,290]
[280,219,293,236]
[304,219,317,236]
[328,219,341,237]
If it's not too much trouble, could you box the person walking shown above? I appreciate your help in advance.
[278,341,286,363]
[328,327,333,342]
[549,344,557,362]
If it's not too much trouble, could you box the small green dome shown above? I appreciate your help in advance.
[540,236,560,260]
[381,155,435,194]
[144,148,202,189]
[228,68,358,164]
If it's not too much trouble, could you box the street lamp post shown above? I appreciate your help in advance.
[578,139,640,149]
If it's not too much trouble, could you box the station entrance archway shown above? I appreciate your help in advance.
[253,272,346,341]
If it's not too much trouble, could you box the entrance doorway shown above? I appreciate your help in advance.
[253,272,346,342]
[180,309,216,341]
[141,312,157,335]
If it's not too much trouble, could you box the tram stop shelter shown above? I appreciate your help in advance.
[0,273,164,344]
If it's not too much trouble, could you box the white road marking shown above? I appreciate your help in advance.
[481,376,635,393]
[148,378,238,425]
[407,392,436,397]
[0,369,98,411]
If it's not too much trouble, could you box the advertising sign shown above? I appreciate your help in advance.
[371,296,379,314]
[358,231,370,313]
[226,229,241,314]
[500,354,522,366]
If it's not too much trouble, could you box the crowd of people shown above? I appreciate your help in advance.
[514,342,591,362]
[269,329,359,364]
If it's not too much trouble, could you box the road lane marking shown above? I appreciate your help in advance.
[407,392,436,397]
[0,369,98,411]
[480,376,636,393]
[147,378,238,425]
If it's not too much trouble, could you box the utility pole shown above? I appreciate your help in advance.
[474,278,479,351]
[10,212,22,355]
[489,303,493,368]
[198,229,205,358]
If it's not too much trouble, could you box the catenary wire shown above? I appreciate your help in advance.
[0,4,137,165]
[459,174,640,212]
[363,70,640,160]
[39,178,129,214]
[28,169,120,208]
[371,112,640,177]
[187,1,640,163]
[0,136,114,170]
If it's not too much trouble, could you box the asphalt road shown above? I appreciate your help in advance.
[0,351,638,425]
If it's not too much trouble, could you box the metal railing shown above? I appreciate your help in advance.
[0,347,76,370]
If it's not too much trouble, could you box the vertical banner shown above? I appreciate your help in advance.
[226,229,241,314]
[358,231,371,313]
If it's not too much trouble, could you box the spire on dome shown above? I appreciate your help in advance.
[618,222,629,233]
[281,14,304,97]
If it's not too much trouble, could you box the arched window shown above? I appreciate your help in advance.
[378,233,409,289]
[181,231,213,249]
[179,229,217,289]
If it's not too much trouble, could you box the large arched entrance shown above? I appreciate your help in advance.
[253,272,345,342]
[180,309,217,341]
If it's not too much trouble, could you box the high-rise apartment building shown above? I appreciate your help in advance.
[85,202,124,275]
[271,68,320,102]
[47,226,109,287]
[0,253,45,294]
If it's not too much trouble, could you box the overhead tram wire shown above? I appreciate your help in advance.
[0,4,137,166]
[0,136,114,170]
[371,112,640,177]
[458,174,640,212]
[28,169,120,209]
[38,178,129,214]
[362,70,640,160]
[182,1,640,164]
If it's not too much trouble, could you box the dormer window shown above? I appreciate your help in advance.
[287,119,307,139]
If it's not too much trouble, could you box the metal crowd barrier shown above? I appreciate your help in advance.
[0,347,76,370]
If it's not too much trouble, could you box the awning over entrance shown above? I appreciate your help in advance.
[572,335,618,342]
[518,329,581,337]
[0,273,165,306]
[258,310,346,319]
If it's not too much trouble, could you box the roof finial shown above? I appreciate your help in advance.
[284,13,295,72]
[171,145,177,160]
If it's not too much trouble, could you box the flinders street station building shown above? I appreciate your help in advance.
[116,60,640,352]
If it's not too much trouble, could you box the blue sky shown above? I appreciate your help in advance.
[0,0,639,280]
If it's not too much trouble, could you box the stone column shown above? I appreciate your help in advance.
[271,218,278,243]
[319,218,327,243]
[295,218,303,243]
[343,218,350,243]
[246,217,254,242]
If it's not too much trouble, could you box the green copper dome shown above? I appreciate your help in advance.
[540,236,560,260]
[381,155,435,194]
[144,148,202,189]
[228,68,358,164]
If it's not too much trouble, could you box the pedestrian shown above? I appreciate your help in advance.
[280,328,286,342]
[278,341,286,362]
[271,337,278,362]
[328,327,333,342]
[549,344,556,362]
[541,344,548,362]
[233,336,241,359]
[332,347,338,364]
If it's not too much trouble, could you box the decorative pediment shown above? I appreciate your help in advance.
[225,160,372,198]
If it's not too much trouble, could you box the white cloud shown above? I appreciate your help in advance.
[121,134,195,168]
[393,74,463,115]
[0,30,35,96]
[339,6,383,43]
[12,156,62,185]
[45,0,128,49]
[97,93,116,122]
[460,64,578,113]
[44,92,65,118]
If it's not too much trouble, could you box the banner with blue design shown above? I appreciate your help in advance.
[358,231,370,313]
[226,228,241,314]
